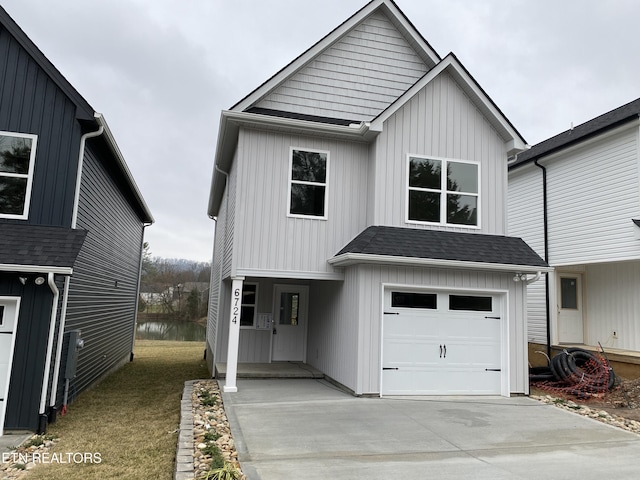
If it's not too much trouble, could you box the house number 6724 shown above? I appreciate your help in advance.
[232,288,241,324]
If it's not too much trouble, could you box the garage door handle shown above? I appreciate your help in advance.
[485,316,500,319]
[440,345,446,358]
[485,368,501,372]
[384,312,399,315]
[383,367,399,370]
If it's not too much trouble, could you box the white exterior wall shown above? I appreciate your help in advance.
[585,261,640,351]
[372,72,509,234]
[256,11,428,122]
[507,164,547,344]
[234,127,370,278]
[546,126,640,265]
[352,264,529,395]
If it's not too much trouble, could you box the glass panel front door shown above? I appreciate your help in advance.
[272,286,308,362]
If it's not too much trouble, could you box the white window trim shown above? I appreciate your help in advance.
[240,282,258,329]
[405,154,481,229]
[287,146,329,220]
[0,131,38,220]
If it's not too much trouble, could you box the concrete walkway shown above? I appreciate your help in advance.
[222,378,640,480]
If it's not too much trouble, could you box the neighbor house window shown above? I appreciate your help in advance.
[407,155,479,227]
[288,148,328,218]
[240,283,257,328]
[0,132,37,219]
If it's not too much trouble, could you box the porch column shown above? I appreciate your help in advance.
[224,276,244,393]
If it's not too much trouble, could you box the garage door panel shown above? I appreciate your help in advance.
[382,291,504,396]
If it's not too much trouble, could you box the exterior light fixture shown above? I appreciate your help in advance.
[34,276,46,285]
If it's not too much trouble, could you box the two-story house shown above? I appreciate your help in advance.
[508,98,640,364]
[207,0,548,397]
[0,7,153,435]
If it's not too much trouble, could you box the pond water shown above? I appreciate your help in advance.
[136,319,206,342]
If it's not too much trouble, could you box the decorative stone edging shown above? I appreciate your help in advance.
[174,380,196,480]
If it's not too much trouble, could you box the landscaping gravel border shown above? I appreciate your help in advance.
[175,380,196,480]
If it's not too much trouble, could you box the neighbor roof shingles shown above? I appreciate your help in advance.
[0,224,87,268]
[335,226,547,267]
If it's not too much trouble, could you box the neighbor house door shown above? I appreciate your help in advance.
[0,298,20,437]
[271,285,308,362]
[557,274,584,343]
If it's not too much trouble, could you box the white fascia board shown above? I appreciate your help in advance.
[94,114,154,223]
[328,253,553,273]
[236,268,344,281]
[370,55,526,155]
[0,264,73,275]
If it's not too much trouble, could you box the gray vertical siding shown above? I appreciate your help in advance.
[372,72,508,234]
[255,11,429,121]
[0,25,81,228]
[63,140,144,398]
[235,127,369,277]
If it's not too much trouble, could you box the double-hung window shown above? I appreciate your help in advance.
[288,148,328,219]
[0,131,37,219]
[407,155,479,227]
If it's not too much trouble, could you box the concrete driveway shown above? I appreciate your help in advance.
[221,378,640,480]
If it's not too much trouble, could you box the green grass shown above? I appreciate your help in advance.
[26,340,208,480]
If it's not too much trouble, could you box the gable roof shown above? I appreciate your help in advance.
[231,0,440,114]
[0,224,87,274]
[330,226,549,272]
[370,53,526,156]
[510,97,640,169]
[0,6,153,224]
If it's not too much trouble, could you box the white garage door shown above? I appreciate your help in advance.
[382,290,503,396]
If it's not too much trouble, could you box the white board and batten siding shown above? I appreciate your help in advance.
[233,128,370,278]
[584,261,640,352]
[372,72,509,235]
[255,11,429,122]
[351,264,529,396]
[507,165,547,344]
[545,127,640,265]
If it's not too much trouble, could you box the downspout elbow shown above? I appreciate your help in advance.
[525,272,541,285]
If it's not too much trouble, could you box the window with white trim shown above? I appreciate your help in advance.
[288,148,328,218]
[0,132,37,219]
[407,155,479,227]
[240,283,258,328]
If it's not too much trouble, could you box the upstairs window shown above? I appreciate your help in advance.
[288,148,328,218]
[407,155,479,227]
[0,132,37,219]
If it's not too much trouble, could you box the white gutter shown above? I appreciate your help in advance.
[328,252,553,273]
[0,264,72,275]
[39,273,59,423]
[524,272,542,285]
[71,125,104,228]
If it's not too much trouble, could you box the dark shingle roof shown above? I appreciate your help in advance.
[335,226,547,267]
[510,97,640,169]
[245,107,359,126]
[0,224,87,268]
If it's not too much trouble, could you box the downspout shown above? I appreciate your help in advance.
[48,125,104,422]
[534,159,551,358]
[38,272,59,434]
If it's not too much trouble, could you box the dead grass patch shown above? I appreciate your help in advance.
[26,340,208,480]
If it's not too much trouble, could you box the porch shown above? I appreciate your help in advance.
[215,362,324,379]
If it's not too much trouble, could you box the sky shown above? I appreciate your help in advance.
[2,0,639,262]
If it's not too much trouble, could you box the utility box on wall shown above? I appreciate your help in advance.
[64,330,84,380]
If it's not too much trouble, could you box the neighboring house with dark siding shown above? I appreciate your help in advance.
[0,6,153,435]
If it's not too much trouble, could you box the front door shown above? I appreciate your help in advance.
[0,298,20,437]
[272,285,308,362]
[558,274,584,343]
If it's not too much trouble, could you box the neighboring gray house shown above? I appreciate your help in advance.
[0,7,153,435]
[207,0,548,397]
[508,98,640,358]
